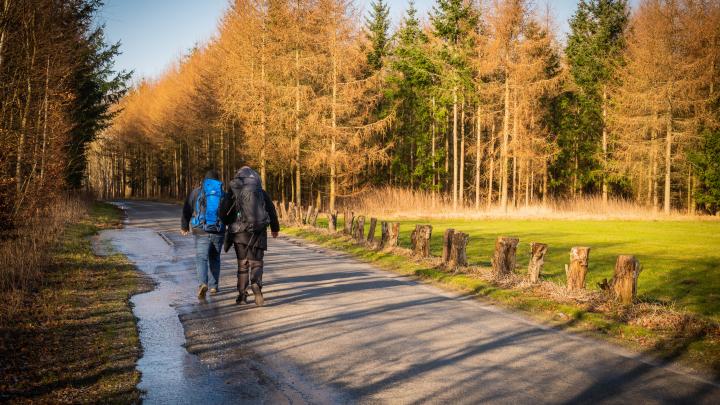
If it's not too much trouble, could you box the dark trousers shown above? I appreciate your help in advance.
[234,243,265,295]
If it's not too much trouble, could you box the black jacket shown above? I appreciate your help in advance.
[181,186,226,235]
[219,189,280,250]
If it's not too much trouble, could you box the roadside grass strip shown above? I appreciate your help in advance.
[283,224,720,379]
[0,202,152,403]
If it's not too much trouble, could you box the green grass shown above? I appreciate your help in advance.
[324,217,720,321]
[284,225,720,376]
[0,202,152,403]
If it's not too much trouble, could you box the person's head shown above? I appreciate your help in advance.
[204,169,220,180]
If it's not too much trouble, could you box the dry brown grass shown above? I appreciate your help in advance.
[0,195,89,320]
[339,187,718,220]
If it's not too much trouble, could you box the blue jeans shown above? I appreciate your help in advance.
[194,233,224,289]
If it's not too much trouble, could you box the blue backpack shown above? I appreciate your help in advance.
[191,178,225,233]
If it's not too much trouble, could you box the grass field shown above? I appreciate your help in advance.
[329,217,720,321]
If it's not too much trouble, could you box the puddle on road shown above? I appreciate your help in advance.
[93,227,237,404]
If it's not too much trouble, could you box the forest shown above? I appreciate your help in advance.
[87,0,720,215]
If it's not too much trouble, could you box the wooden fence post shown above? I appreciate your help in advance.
[389,223,400,247]
[528,242,548,283]
[287,202,295,224]
[602,255,642,304]
[295,206,303,226]
[448,232,469,268]
[354,216,365,242]
[343,210,354,235]
[412,225,432,257]
[492,237,519,277]
[328,211,337,232]
[273,201,280,221]
[367,218,377,243]
[566,247,590,290]
[442,229,455,264]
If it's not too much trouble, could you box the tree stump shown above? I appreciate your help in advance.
[566,247,590,290]
[328,211,338,232]
[412,225,432,257]
[389,223,400,248]
[527,242,548,283]
[305,205,313,225]
[492,237,519,277]
[442,229,455,263]
[607,255,642,304]
[380,221,389,248]
[310,208,319,227]
[367,218,377,243]
[273,201,280,220]
[287,202,295,223]
[295,206,303,226]
[343,210,354,235]
[279,202,288,221]
[448,232,469,268]
[354,216,365,242]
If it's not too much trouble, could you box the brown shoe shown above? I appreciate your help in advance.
[197,284,208,299]
[251,284,264,307]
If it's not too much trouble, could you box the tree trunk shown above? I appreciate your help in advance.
[501,73,510,211]
[432,97,437,207]
[475,106,482,209]
[380,222,400,249]
[492,236,519,277]
[452,87,458,210]
[353,215,365,242]
[566,247,590,291]
[328,211,338,232]
[600,255,641,305]
[601,88,608,204]
[663,115,672,214]
[411,225,432,258]
[487,119,496,209]
[367,217,377,243]
[528,242,548,283]
[343,209,354,235]
[460,102,465,207]
[442,228,455,263]
[448,232,469,269]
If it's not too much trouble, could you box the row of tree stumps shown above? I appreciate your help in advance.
[275,202,643,305]
[492,236,643,304]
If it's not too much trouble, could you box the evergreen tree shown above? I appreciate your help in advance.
[67,16,130,189]
[690,128,720,214]
[387,1,439,189]
[365,0,391,71]
[564,0,629,200]
[431,0,478,208]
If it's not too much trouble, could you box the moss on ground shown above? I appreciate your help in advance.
[0,202,152,404]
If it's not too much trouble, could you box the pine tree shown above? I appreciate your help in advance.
[565,0,629,203]
[365,0,391,71]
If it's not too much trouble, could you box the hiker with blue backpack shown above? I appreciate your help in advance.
[219,166,280,306]
[181,169,226,300]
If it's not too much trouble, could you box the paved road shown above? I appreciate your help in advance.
[107,200,720,404]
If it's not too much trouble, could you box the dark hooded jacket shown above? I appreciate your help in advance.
[219,167,280,251]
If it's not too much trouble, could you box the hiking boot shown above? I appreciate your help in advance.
[251,284,264,307]
[198,284,208,300]
[209,288,218,295]
[236,293,248,305]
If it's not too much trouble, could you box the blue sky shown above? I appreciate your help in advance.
[100,0,638,81]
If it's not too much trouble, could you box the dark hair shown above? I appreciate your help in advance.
[205,169,220,180]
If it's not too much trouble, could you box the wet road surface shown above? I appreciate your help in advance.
[99,200,720,404]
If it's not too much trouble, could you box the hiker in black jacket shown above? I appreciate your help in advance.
[220,166,280,306]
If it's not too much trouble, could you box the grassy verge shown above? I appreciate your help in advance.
[0,202,153,403]
[284,226,720,378]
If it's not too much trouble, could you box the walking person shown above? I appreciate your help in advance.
[220,166,279,306]
[181,169,226,300]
